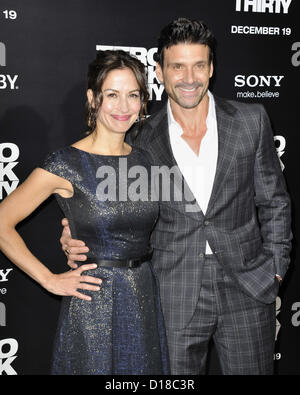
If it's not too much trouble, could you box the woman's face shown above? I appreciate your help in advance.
[91,67,142,135]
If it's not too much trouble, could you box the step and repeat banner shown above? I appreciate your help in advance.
[0,0,299,375]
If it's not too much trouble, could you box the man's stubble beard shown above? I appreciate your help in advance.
[166,83,209,110]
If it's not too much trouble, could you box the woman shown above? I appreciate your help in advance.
[0,50,169,375]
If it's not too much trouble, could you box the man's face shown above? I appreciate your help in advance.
[156,43,213,109]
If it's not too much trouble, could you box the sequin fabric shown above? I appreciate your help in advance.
[41,146,169,375]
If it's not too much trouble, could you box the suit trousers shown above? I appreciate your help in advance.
[165,255,276,375]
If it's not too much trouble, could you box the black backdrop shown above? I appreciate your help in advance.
[0,0,299,375]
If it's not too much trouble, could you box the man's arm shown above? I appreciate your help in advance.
[254,105,292,281]
[60,218,89,269]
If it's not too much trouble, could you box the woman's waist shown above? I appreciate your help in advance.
[78,246,153,269]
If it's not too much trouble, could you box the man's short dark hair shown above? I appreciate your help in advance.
[155,18,216,67]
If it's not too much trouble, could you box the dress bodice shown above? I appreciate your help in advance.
[41,145,158,260]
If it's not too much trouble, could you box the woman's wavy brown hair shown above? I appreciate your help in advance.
[86,49,149,134]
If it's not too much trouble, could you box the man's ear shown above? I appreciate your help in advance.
[209,62,214,79]
[155,62,164,84]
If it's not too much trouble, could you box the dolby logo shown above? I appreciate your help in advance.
[234,74,284,87]
[235,0,292,13]
[0,42,19,90]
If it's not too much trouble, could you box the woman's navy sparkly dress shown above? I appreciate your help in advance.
[41,145,169,375]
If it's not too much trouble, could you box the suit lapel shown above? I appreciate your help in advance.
[147,96,241,221]
[206,96,240,216]
[148,105,203,221]
[148,108,176,168]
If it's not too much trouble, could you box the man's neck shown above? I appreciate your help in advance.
[170,93,210,137]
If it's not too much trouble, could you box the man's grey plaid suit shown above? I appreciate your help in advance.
[128,95,292,374]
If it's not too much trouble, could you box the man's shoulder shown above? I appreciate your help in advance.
[144,104,168,130]
[127,104,168,145]
[214,94,264,119]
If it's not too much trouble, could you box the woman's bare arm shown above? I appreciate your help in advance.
[0,168,101,301]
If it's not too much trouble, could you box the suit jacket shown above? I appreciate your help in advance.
[127,95,292,330]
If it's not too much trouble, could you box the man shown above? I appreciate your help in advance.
[60,18,292,374]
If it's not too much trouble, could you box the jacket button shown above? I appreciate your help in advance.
[204,221,210,226]
[199,253,204,258]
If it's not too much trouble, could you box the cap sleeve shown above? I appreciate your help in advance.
[39,148,78,183]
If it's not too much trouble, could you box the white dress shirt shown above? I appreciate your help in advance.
[167,90,218,254]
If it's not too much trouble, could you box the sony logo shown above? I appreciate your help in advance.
[234,74,284,87]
